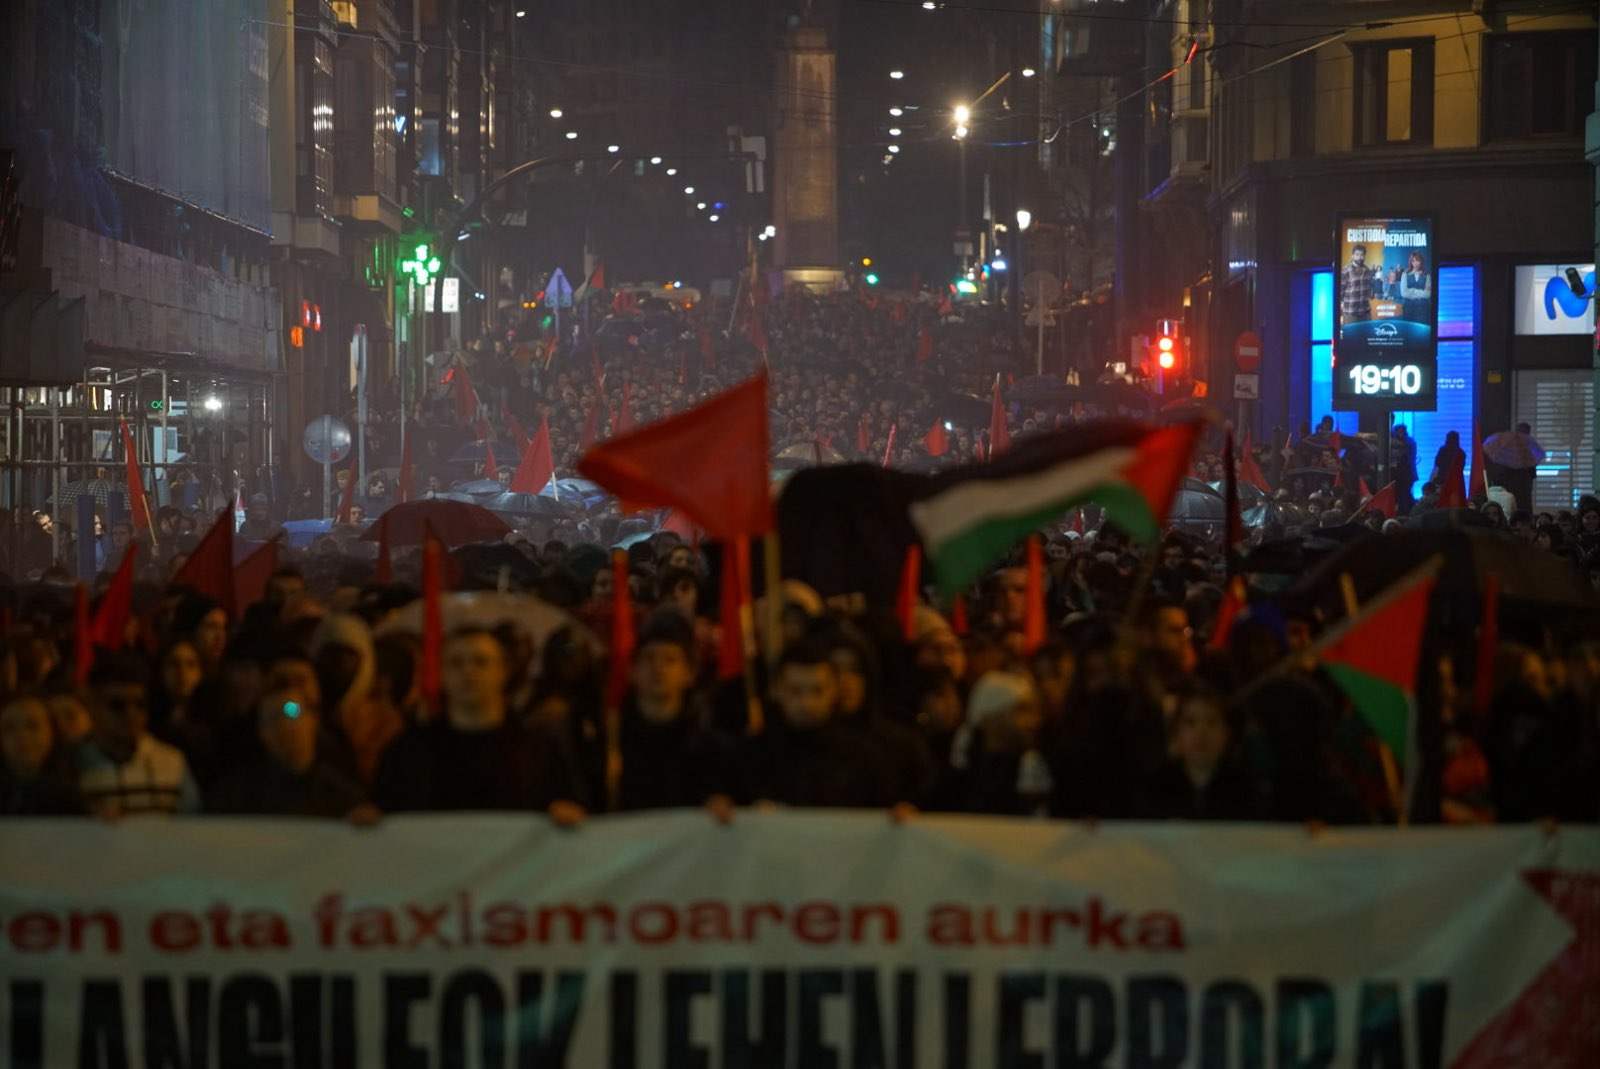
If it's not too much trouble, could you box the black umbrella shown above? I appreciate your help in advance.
[1169,488,1228,525]
[452,479,508,497]
[482,491,569,520]
[1292,526,1600,621]
[53,478,130,512]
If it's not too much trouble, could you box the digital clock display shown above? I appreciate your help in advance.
[1334,358,1437,409]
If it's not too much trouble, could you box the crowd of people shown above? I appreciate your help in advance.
[2,289,1597,826]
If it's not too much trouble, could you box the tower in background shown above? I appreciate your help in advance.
[773,18,840,291]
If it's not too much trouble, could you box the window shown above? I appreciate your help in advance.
[1485,32,1598,141]
[1352,40,1434,147]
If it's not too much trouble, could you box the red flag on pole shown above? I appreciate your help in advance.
[119,420,155,539]
[1356,482,1399,521]
[419,526,445,704]
[1359,476,1372,498]
[91,545,138,651]
[1439,452,1468,508]
[502,409,531,453]
[1022,536,1047,655]
[987,375,1012,456]
[1209,575,1249,651]
[74,584,94,686]
[509,416,554,495]
[577,371,773,540]
[924,421,949,457]
[171,509,236,617]
[896,543,922,641]
[591,346,607,390]
[1072,508,1085,535]
[604,550,635,709]
[745,309,768,354]
[482,440,500,483]
[915,326,934,363]
[717,538,749,681]
[233,537,281,616]
[336,456,358,523]
[1471,419,1487,500]
[937,295,953,316]
[1239,430,1272,490]
[882,422,897,468]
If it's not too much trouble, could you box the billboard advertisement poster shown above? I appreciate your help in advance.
[1332,215,1438,411]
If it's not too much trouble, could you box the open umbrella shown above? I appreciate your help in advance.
[52,477,130,512]
[452,479,508,497]
[1481,430,1545,470]
[281,518,335,550]
[776,441,848,465]
[361,498,511,547]
[1168,488,1228,525]
[1292,526,1600,624]
[377,591,593,669]
[481,491,569,520]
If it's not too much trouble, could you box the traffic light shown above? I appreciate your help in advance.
[1152,319,1180,371]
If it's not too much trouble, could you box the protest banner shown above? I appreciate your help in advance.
[1,813,1596,1068]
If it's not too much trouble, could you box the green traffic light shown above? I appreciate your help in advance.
[864,273,880,286]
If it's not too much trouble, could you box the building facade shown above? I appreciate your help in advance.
[1055,0,1597,507]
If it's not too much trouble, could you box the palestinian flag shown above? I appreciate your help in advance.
[910,422,1199,595]
[1315,561,1438,765]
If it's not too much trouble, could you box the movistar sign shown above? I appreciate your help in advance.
[1513,263,1596,335]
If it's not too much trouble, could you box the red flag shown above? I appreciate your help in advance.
[91,545,138,651]
[1359,476,1372,498]
[233,537,281,616]
[1439,452,1468,508]
[580,392,603,451]
[482,440,500,482]
[882,422,897,468]
[1333,464,1346,490]
[502,408,531,453]
[452,360,480,426]
[950,593,969,637]
[542,333,560,370]
[336,456,358,523]
[896,543,922,641]
[579,372,773,539]
[1208,575,1248,651]
[1473,573,1499,722]
[718,538,750,680]
[892,301,909,325]
[171,509,236,617]
[915,326,934,363]
[924,421,949,457]
[509,415,554,494]
[589,263,606,291]
[616,379,637,433]
[1072,508,1085,535]
[698,328,716,368]
[1022,536,1047,655]
[857,413,872,455]
[419,528,445,704]
[937,294,953,316]
[398,422,415,504]
[1238,431,1272,490]
[987,375,1012,456]
[1471,419,1486,499]
[591,346,607,389]
[74,584,94,686]
[1328,429,1343,454]
[119,420,154,538]
[1357,481,1399,521]
[745,308,768,353]
[604,550,635,708]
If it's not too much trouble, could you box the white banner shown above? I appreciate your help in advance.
[1,814,1596,1068]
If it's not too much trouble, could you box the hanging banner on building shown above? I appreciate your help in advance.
[1,814,1596,1068]
[1332,214,1439,411]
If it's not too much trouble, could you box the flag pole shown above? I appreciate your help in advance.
[734,536,763,735]
[762,530,784,673]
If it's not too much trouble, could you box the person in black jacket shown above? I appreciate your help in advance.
[207,690,367,820]
[1,695,81,815]
[737,639,890,809]
[1136,682,1263,820]
[814,620,938,807]
[373,628,588,821]
[601,613,734,812]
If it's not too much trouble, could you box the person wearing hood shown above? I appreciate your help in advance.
[814,619,937,807]
[311,614,403,789]
[599,612,734,812]
[951,671,1054,816]
[737,638,890,809]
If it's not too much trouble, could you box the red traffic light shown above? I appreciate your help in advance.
[1156,333,1177,369]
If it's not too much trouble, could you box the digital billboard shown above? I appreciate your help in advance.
[1331,215,1438,411]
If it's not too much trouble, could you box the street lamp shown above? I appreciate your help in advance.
[954,104,971,125]
[549,108,563,118]
[890,70,904,80]
[565,131,577,140]
[1016,209,1031,231]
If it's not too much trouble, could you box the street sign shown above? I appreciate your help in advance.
[1234,330,1262,372]
[302,415,352,465]
[1022,271,1060,306]
[953,229,973,257]
[423,278,461,313]
[545,268,573,309]
[1233,373,1260,400]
